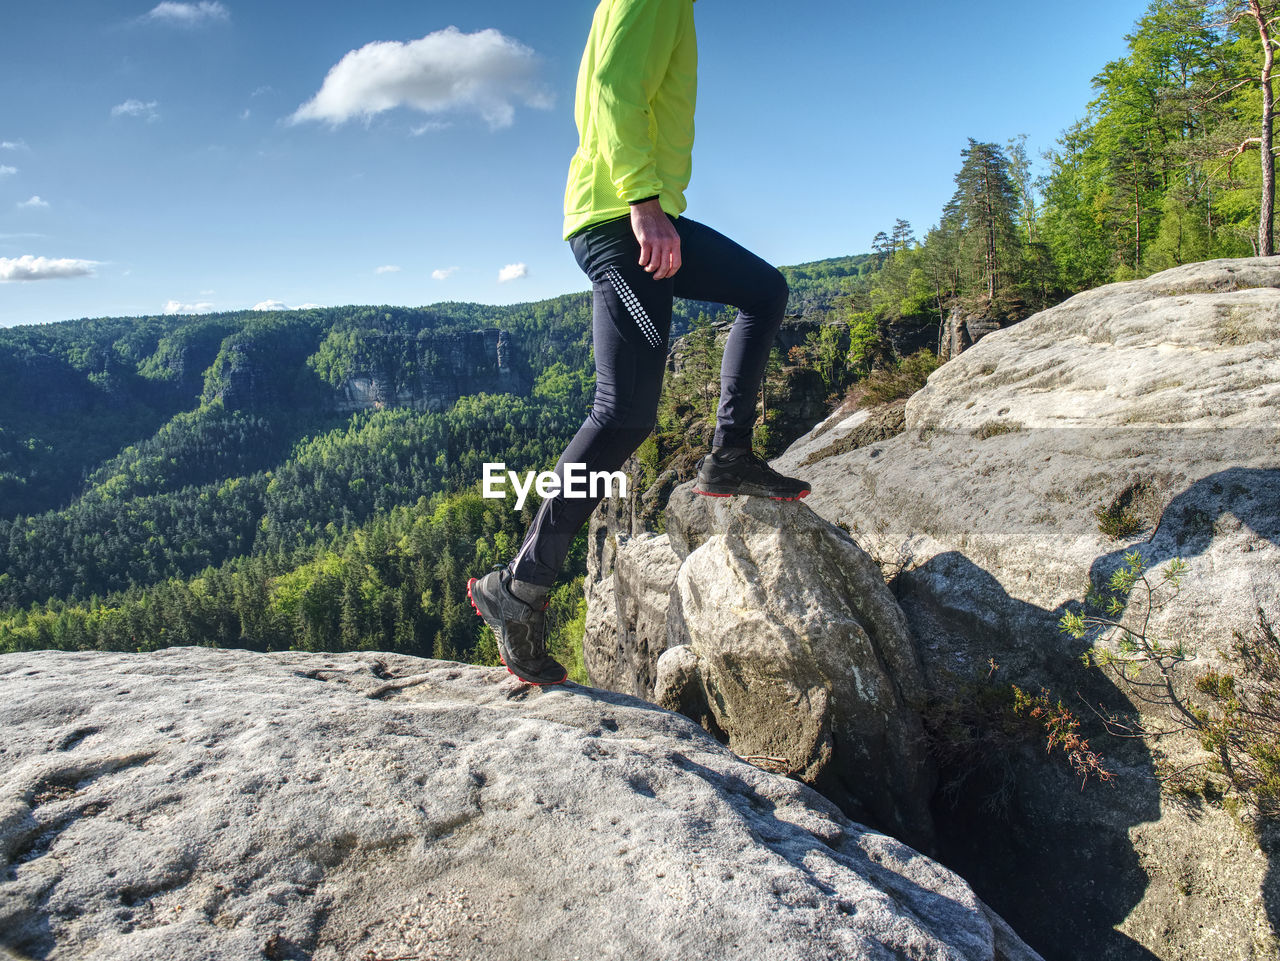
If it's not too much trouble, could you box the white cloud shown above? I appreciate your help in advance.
[240,108,251,120]
[0,166,15,176]
[289,26,551,130]
[375,264,401,274]
[498,262,527,283]
[411,120,451,136]
[0,255,97,282]
[112,99,160,121]
[145,2,229,26]
[1,140,27,151]
[252,299,323,311]
[164,299,215,314]
[18,196,48,209]
[432,266,459,280]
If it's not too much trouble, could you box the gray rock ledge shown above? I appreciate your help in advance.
[0,647,1040,961]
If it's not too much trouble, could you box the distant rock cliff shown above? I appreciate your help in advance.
[335,329,529,413]
[196,324,533,414]
[0,648,1039,961]
[939,307,1014,360]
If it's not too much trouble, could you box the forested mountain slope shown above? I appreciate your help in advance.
[6,0,1279,674]
[0,255,871,665]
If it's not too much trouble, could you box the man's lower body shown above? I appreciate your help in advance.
[468,214,810,684]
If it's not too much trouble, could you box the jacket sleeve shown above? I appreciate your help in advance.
[591,0,684,203]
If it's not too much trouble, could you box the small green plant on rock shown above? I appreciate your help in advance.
[1195,610,1280,824]
[1010,684,1113,787]
[1062,551,1190,686]
[1095,500,1145,540]
[1093,481,1155,540]
[1062,551,1280,828]
[972,419,1024,440]
[1061,553,1196,750]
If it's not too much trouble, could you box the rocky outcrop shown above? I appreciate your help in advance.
[940,308,1016,360]
[582,519,681,700]
[585,484,937,851]
[201,321,323,412]
[0,648,1039,961]
[141,321,240,402]
[659,489,937,849]
[776,257,1280,658]
[770,256,1280,960]
[206,337,280,410]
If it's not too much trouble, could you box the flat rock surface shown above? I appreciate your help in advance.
[0,647,1040,961]
[910,257,1280,431]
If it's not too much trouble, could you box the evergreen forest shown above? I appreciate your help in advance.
[1,0,1272,674]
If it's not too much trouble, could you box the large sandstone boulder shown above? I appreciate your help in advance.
[584,481,937,852]
[771,257,1280,961]
[0,647,1038,961]
[657,488,936,850]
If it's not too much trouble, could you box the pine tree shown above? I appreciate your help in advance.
[890,219,916,256]
[941,140,1023,306]
[871,231,892,267]
[1220,0,1280,254]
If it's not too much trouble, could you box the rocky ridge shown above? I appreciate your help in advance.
[775,256,1280,659]
[584,256,1280,961]
[0,648,1038,961]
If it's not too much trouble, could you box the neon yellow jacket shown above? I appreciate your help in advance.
[563,0,697,239]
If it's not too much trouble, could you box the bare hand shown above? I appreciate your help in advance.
[629,198,681,280]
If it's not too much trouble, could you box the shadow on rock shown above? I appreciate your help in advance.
[1090,466,1279,576]
[1085,466,1280,947]
[896,551,1163,961]
[903,469,1280,959]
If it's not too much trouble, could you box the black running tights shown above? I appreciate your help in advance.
[509,214,788,586]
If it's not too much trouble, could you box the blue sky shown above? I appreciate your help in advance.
[1,0,1149,328]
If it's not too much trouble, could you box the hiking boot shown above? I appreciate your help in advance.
[693,446,811,500]
[466,567,568,685]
